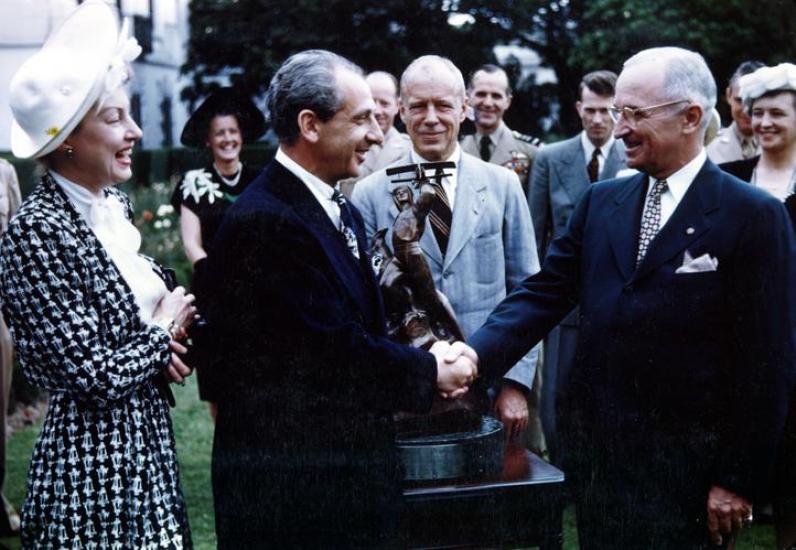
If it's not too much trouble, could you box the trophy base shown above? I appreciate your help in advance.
[395,409,504,482]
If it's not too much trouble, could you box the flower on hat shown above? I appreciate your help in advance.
[104,35,142,97]
[739,63,796,107]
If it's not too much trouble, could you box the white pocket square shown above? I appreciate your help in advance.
[675,250,718,273]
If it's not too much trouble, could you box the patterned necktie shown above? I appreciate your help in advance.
[479,135,492,161]
[587,147,601,183]
[331,190,360,260]
[636,178,668,265]
[428,168,453,255]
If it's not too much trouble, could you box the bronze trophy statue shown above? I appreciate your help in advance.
[371,161,504,481]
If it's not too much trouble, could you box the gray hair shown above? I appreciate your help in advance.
[266,49,363,144]
[400,55,466,102]
[624,47,717,131]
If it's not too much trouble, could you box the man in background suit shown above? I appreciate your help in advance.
[353,55,541,444]
[204,50,476,548]
[339,71,410,197]
[470,46,796,548]
[461,64,539,195]
[528,69,626,460]
[706,60,766,164]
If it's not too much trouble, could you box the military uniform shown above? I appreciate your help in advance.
[461,122,539,195]
[706,121,758,164]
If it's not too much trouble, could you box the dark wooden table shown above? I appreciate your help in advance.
[402,444,566,549]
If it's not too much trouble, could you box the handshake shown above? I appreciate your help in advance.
[430,341,479,399]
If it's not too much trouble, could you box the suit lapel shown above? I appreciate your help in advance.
[265,162,376,320]
[554,137,590,202]
[606,172,647,281]
[632,161,720,282]
[444,155,486,269]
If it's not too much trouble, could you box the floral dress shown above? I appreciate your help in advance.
[0,175,191,549]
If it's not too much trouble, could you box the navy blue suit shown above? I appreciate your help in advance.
[204,160,437,548]
[470,160,796,548]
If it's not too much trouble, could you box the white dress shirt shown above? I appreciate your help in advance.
[410,145,462,209]
[646,149,707,229]
[276,147,342,230]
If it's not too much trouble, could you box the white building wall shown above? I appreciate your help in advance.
[0,0,190,152]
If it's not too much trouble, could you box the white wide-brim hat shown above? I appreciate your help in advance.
[739,63,796,109]
[9,0,142,159]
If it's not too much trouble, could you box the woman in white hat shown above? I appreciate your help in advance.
[171,88,264,421]
[720,62,796,549]
[1,1,194,547]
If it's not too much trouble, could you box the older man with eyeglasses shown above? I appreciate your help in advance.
[469,46,796,549]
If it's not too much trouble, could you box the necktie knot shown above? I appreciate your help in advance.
[332,189,346,207]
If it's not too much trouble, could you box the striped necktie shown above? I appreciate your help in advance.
[428,168,453,255]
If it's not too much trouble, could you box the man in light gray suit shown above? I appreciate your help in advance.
[353,55,542,445]
[529,70,626,461]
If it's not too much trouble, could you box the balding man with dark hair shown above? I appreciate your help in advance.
[204,49,476,548]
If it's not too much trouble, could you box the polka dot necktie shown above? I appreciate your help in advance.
[636,178,668,266]
[331,190,360,260]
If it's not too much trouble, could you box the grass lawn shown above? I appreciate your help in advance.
[0,378,781,549]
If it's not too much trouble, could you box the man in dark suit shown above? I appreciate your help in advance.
[203,49,477,548]
[469,46,796,548]
[528,69,626,461]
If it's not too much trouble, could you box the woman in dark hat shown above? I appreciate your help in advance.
[3,1,195,546]
[172,88,264,419]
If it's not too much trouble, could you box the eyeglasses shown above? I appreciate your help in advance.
[609,99,690,125]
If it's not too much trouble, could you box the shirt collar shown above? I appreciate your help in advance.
[49,170,103,221]
[580,131,615,159]
[410,144,462,167]
[275,147,335,202]
[648,148,707,202]
[475,122,506,145]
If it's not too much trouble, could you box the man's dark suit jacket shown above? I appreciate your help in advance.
[470,159,796,546]
[203,160,438,548]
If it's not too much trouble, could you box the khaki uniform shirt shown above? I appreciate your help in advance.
[706,121,758,164]
[461,122,539,194]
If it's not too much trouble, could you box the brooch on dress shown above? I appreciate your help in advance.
[181,169,223,204]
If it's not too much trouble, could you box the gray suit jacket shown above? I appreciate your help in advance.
[352,151,540,389]
[529,134,626,260]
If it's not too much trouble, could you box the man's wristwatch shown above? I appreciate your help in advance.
[154,317,178,339]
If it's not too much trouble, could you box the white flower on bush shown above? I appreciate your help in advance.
[156,204,174,217]
[181,169,222,204]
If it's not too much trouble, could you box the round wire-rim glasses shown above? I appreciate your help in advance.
[609,99,691,125]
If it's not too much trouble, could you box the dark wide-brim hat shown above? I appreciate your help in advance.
[180,87,266,147]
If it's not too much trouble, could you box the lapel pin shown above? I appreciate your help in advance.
[686,227,695,235]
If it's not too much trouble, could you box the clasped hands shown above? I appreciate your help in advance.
[153,286,197,384]
[430,340,479,399]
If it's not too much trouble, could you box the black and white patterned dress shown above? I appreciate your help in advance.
[0,175,191,549]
